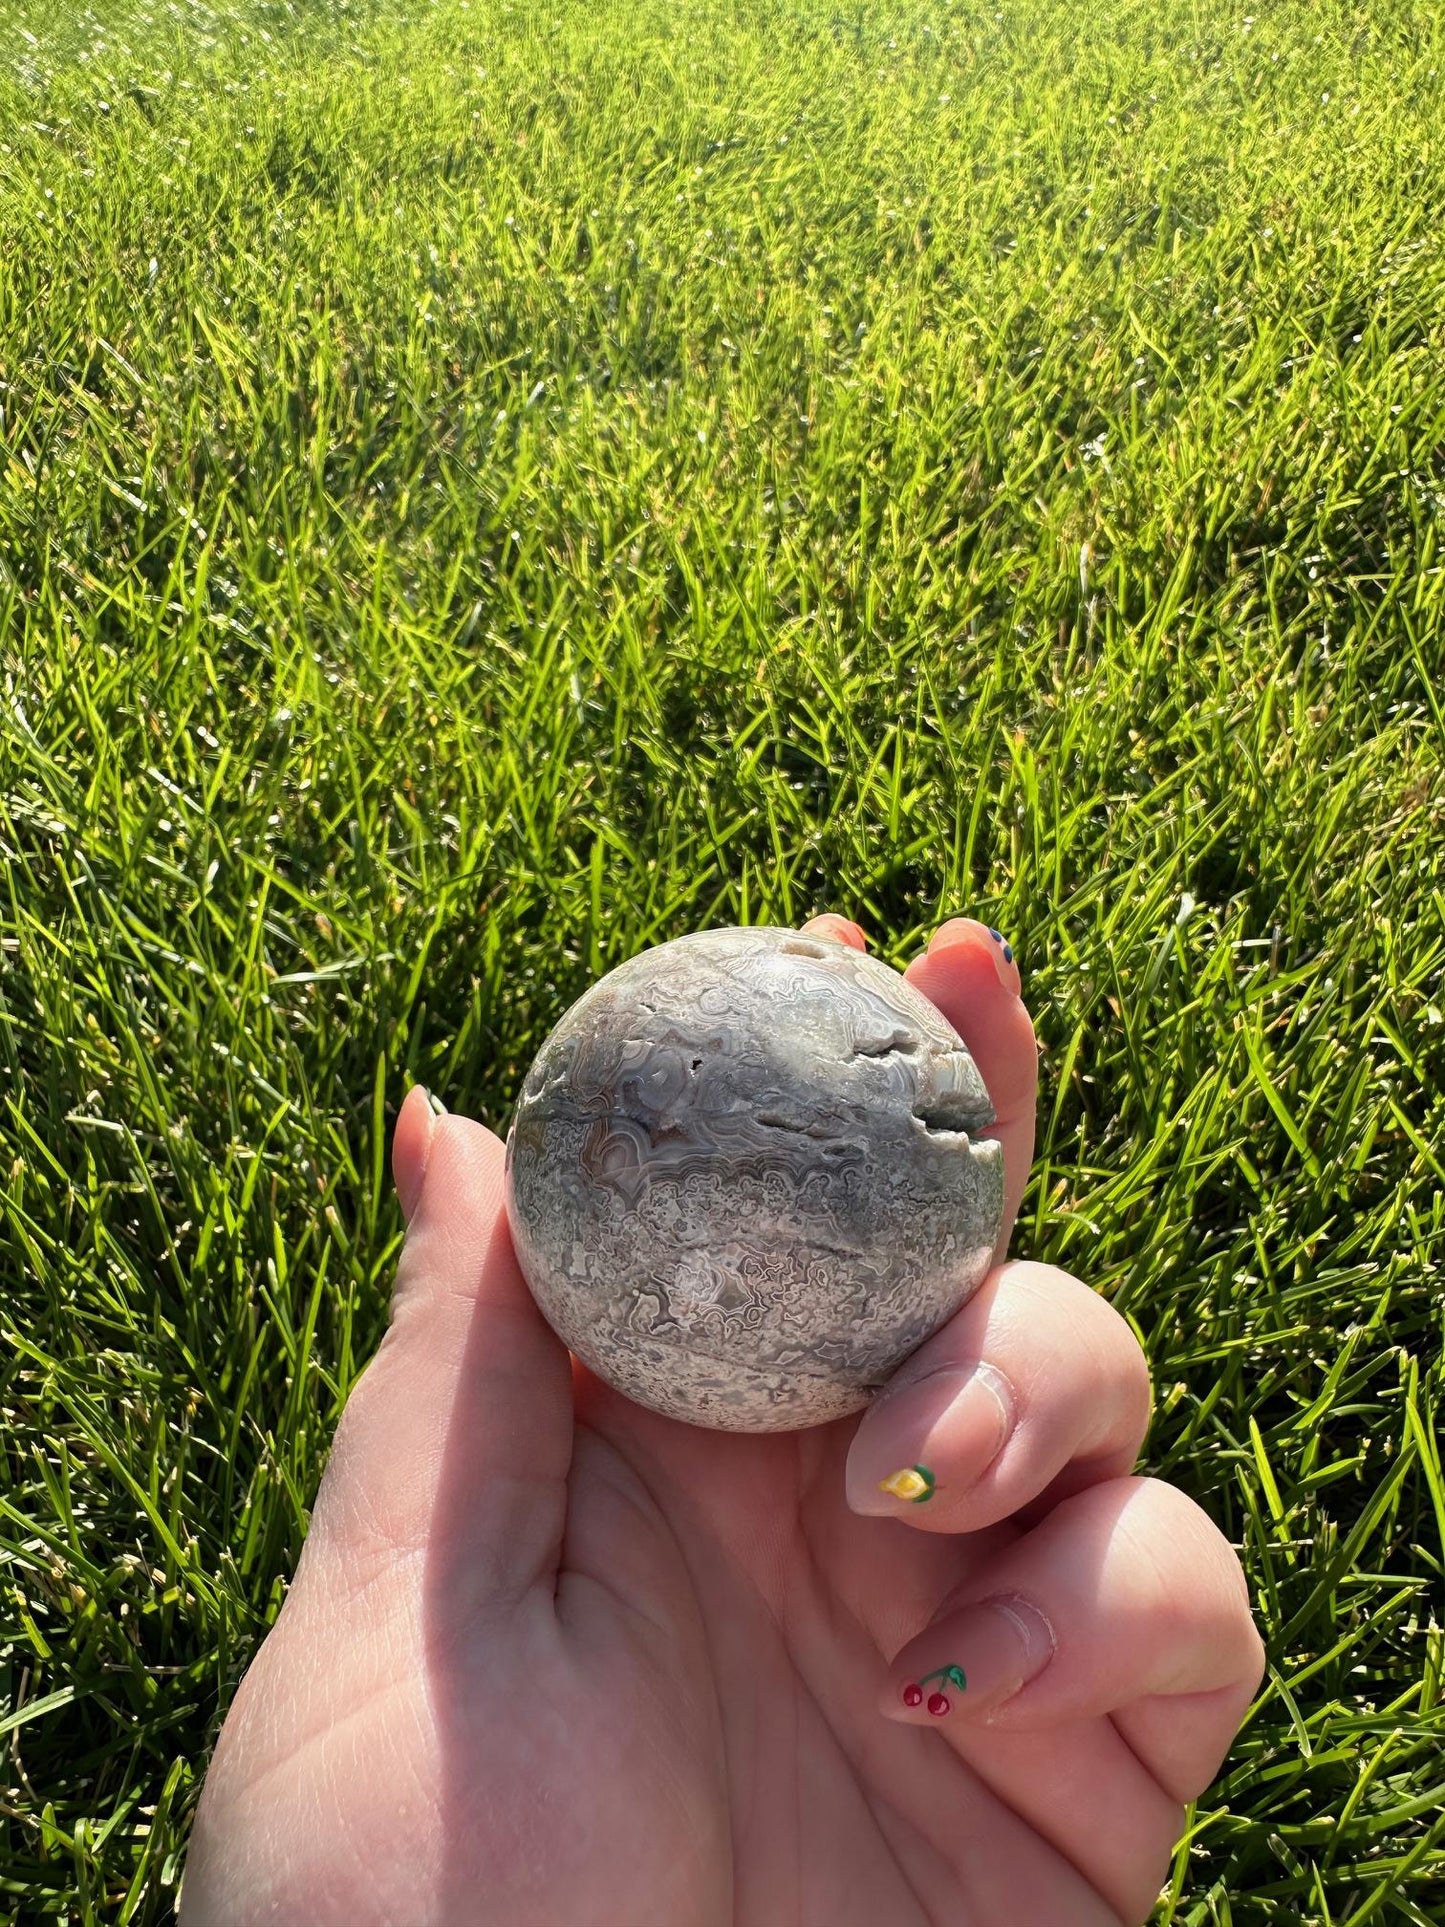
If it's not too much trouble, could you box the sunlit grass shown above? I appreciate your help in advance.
[2,0,1443,1918]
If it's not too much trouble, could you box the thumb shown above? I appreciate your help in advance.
[305,1086,574,1613]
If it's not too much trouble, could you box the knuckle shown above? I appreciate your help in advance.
[995,1257,1082,1297]
[1120,1334,1154,1432]
[990,1263,1154,1447]
[1077,1288,1153,1437]
[1123,1476,1257,1627]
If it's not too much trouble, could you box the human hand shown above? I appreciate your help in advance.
[182,916,1264,1927]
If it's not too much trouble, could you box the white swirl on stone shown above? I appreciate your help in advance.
[504,926,1005,1431]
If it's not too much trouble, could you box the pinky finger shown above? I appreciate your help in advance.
[881,1475,1265,1803]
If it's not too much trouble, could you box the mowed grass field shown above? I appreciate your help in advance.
[2,0,1444,1918]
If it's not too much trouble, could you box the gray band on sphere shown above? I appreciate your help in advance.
[505,926,1005,1432]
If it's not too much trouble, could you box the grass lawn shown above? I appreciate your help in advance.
[2,0,1444,1917]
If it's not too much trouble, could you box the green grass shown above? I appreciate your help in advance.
[2,0,1443,1917]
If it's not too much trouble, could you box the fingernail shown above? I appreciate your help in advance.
[883,1593,1056,1723]
[925,918,1017,985]
[396,1085,440,1228]
[802,914,867,950]
[846,1363,1015,1515]
[926,918,973,954]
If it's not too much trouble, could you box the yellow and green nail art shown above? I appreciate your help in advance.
[878,1464,936,1504]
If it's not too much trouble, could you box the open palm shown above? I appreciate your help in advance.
[183,918,1262,1927]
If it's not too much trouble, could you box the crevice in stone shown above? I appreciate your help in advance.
[851,1032,920,1057]
[756,1112,833,1137]
[911,1104,980,1139]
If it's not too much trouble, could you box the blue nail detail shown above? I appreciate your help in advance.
[987,928,1015,964]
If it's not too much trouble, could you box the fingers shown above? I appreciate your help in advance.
[301,1096,573,1615]
[846,1259,1151,1531]
[903,920,1037,1259]
[880,1475,1266,1801]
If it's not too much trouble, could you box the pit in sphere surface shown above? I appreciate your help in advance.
[504,926,1005,1431]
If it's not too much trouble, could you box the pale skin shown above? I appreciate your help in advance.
[182,916,1265,1927]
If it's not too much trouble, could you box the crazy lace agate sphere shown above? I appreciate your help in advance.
[504,926,1005,1431]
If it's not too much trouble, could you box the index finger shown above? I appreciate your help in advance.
[903,919,1039,1262]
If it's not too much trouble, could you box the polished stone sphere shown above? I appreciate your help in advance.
[504,926,1004,1431]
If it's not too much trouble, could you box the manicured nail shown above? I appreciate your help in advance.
[884,1594,1056,1723]
[924,918,1017,986]
[846,1363,1015,1515]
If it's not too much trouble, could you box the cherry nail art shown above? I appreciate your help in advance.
[900,1663,967,1716]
